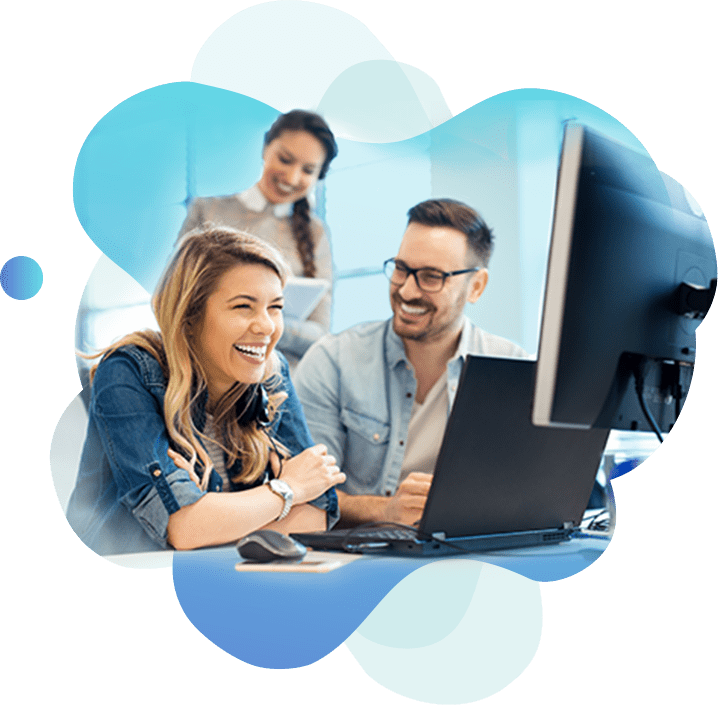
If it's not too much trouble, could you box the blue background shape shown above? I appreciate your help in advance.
[43,2,715,695]
[1,256,43,300]
[172,539,609,668]
[173,547,424,669]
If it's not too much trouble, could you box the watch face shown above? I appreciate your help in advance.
[271,479,292,500]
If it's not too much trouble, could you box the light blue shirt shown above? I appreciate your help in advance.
[293,317,528,497]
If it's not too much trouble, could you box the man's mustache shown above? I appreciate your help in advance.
[392,293,436,313]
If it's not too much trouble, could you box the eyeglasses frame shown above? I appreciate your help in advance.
[383,257,482,293]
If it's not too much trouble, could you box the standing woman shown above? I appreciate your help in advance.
[178,110,339,363]
[67,226,344,556]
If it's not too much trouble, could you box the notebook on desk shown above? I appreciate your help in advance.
[292,356,610,556]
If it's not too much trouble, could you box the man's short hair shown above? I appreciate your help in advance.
[407,198,494,266]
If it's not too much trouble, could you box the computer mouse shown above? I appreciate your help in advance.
[236,529,308,563]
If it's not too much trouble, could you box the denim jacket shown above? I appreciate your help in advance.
[66,345,338,555]
[293,317,528,497]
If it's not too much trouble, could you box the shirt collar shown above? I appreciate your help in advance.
[238,183,293,219]
[385,316,473,370]
[453,316,474,362]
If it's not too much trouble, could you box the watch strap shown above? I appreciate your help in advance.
[268,479,294,521]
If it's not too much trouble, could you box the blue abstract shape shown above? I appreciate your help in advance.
[172,546,424,668]
[172,538,608,668]
[1,256,43,300]
[611,458,643,479]
[73,82,279,292]
[317,59,451,141]
[346,562,542,703]
[70,79,647,674]
[354,559,483,648]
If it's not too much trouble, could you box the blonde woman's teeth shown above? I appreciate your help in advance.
[234,344,267,360]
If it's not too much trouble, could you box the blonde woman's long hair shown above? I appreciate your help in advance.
[87,225,291,489]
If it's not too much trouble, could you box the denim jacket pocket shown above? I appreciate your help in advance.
[339,408,390,493]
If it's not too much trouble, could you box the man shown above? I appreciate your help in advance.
[293,198,527,527]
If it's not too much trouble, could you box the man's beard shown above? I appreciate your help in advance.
[391,293,436,341]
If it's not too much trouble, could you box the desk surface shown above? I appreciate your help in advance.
[169,534,609,668]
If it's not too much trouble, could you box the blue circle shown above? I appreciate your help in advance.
[1,256,43,300]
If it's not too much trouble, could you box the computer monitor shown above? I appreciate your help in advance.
[532,123,716,435]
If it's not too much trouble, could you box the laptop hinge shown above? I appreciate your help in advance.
[431,531,447,541]
[563,521,576,530]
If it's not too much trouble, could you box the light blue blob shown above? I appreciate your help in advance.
[356,559,483,649]
[1,256,43,300]
[317,60,451,142]
[346,562,542,704]
[73,83,279,292]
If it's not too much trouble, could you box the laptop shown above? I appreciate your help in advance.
[291,356,610,556]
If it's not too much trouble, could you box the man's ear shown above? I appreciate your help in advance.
[467,268,488,304]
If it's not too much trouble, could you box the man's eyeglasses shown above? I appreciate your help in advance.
[383,258,480,293]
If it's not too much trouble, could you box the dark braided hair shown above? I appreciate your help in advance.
[264,110,338,278]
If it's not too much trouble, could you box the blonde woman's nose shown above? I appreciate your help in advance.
[250,308,275,335]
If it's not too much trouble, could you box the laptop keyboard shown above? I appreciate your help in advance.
[332,526,417,544]
[344,527,419,542]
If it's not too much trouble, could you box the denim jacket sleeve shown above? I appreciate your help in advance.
[89,351,207,547]
[271,353,339,529]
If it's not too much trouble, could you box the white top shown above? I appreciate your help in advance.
[398,369,450,484]
[203,415,231,491]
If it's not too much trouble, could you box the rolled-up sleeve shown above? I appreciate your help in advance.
[91,354,206,547]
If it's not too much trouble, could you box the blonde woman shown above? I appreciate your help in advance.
[67,226,344,556]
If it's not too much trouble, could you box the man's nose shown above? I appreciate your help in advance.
[397,271,423,299]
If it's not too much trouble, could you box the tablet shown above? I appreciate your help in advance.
[282,277,330,320]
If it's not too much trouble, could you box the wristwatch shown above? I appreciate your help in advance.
[268,478,294,521]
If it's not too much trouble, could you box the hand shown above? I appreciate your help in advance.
[167,448,202,488]
[273,444,346,505]
[383,472,433,526]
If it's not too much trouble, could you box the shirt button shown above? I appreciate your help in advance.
[373,433,380,441]
[406,392,412,398]
[399,440,404,446]
[385,490,391,497]
[153,469,161,477]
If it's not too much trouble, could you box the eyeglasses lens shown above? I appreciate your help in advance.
[384,260,444,292]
